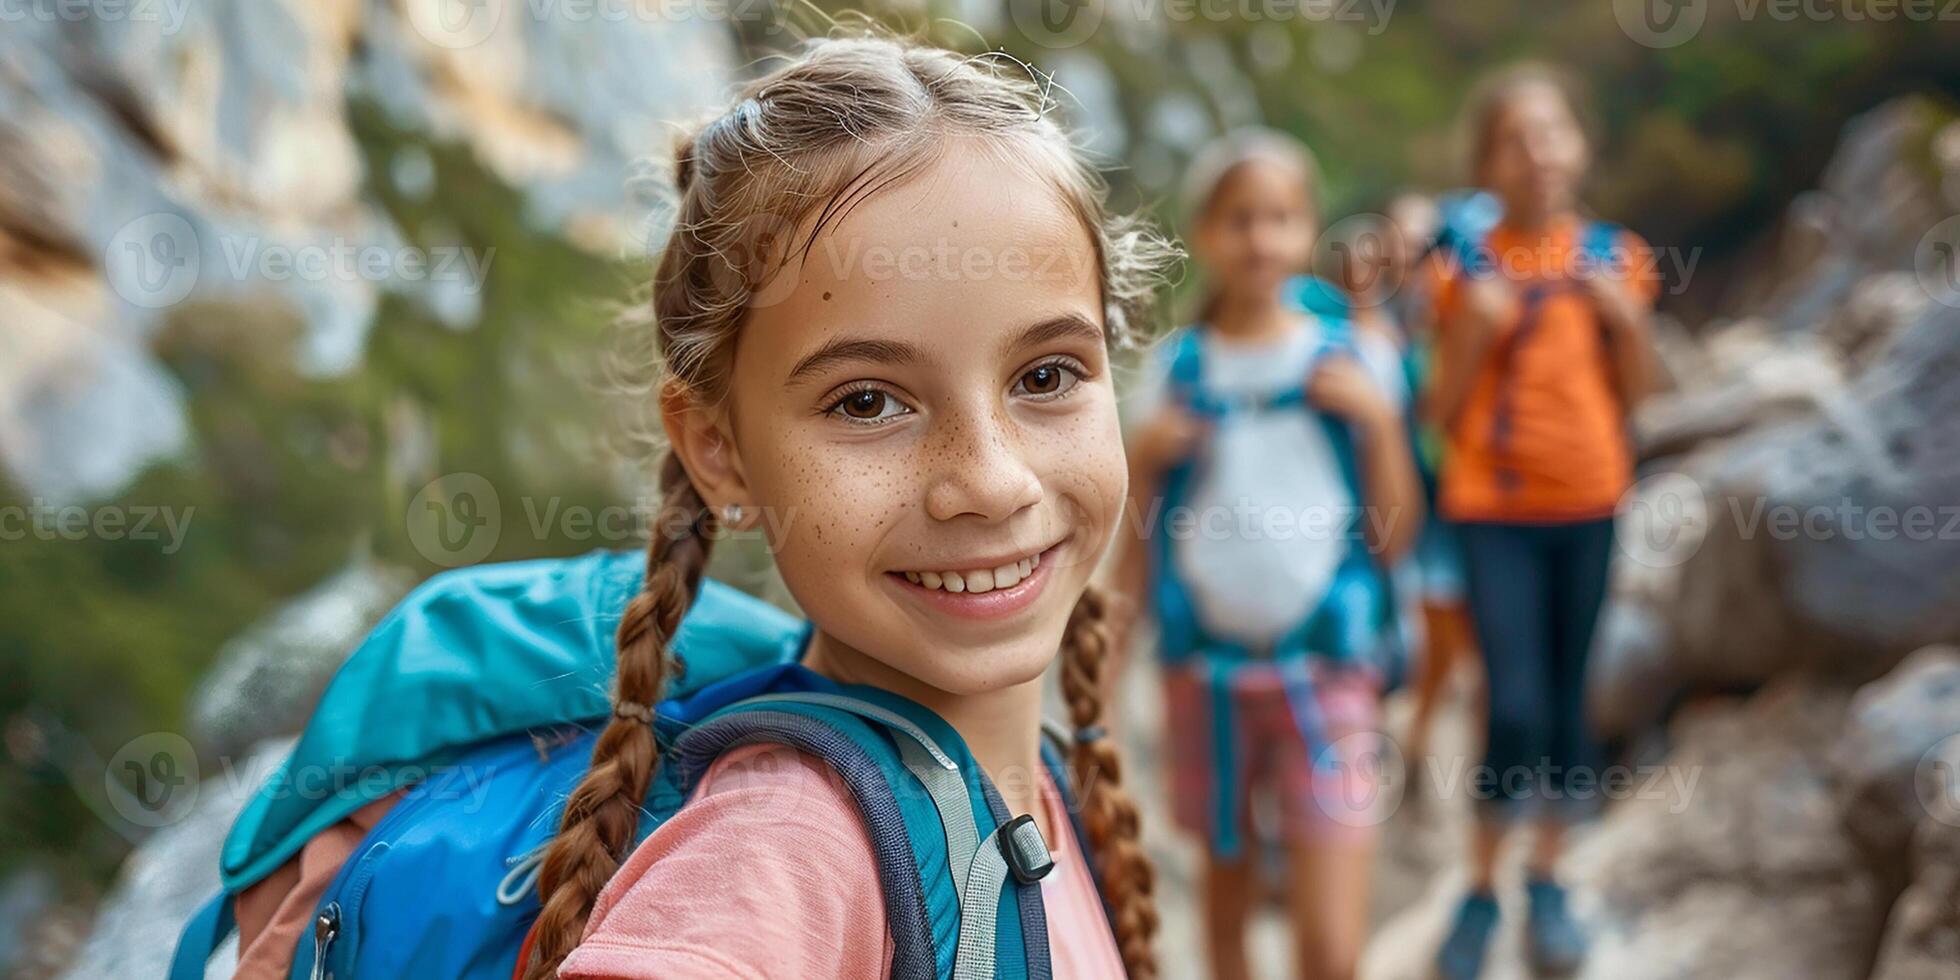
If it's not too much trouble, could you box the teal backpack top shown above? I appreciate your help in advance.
[170,549,1101,980]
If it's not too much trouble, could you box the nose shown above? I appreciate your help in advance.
[923,407,1044,524]
[1521,129,1560,172]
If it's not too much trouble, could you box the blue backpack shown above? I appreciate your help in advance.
[1151,275,1402,677]
[1146,276,1404,858]
[169,550,1098,980]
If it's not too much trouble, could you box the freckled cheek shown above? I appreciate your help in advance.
[753,430,924,574]
[1028,403,1128,546]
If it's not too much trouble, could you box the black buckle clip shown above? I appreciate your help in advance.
[999,814,1055,885]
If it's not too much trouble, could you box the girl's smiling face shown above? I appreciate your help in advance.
[666,144,1127,697]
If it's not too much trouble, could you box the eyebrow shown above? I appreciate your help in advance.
[784,337,925,386]
[1010,312,1105,352]
[782,312,1105,386]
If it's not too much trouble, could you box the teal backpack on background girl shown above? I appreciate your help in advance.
[169,549,1096,980]
[1148,275,1404,858]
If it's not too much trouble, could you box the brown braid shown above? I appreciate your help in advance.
[1059,584,1160,978]
[522,452,713,980]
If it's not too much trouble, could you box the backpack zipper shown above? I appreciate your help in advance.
[306,839,390,979]
[309,901,340,980]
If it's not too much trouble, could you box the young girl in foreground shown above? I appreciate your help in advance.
[1426,66,1658,980]
[518,37,1169,979]
[1121,129,1420,980]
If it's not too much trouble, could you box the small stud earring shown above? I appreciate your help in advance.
[720,503,744,525]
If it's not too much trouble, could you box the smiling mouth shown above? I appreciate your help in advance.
[890,540,1063,595]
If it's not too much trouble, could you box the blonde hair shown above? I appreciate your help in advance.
[1179,126,1320,324]
[1179,125,1320,227]
[1460,62,1591,186]
[522,34,1171,980]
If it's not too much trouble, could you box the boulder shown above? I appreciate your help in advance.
[0,1,736,501]
[190,554,414,760]
[1570,680,1889,979]
[62,739,291,980]
[1596,299,1960,739]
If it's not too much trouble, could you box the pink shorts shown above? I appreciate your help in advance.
[1163,660,1386,851]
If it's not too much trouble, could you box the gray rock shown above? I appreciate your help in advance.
[1833,646,1960,874]
[1759,98,1953,336]
[1571,681,1889,979]
[1849,649,1960,978]
[62,739,291,980]
[190,553,414,761]
[0,3,737,502]
[1596,299,1960,739]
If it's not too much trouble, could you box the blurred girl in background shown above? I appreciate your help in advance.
[1328,192,1480,789]
[1118,129,1420,980]
[1423,66,1658,980]
[1369,193,1488,787]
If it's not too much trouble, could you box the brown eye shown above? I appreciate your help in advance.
[825,386,910,424]
[843,390,885,418]
[1013,361,1082,400]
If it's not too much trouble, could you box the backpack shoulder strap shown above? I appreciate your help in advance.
[1432,189,1504,277]
[166,892,235,980]
[1287,274,1351,323]
[1579,219,1627,287]
[1582,219,1621,265]
[1162,326,1205,407]
[667,682,1055,980]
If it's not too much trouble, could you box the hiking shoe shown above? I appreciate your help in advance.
[1525,877,1588,976]
[1435,889,1499,980]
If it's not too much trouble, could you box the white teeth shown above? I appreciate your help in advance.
[904,549,1051,595]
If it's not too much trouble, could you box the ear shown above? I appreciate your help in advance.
[659,380,757,530]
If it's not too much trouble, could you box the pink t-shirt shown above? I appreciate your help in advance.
[559,743,1126,979]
